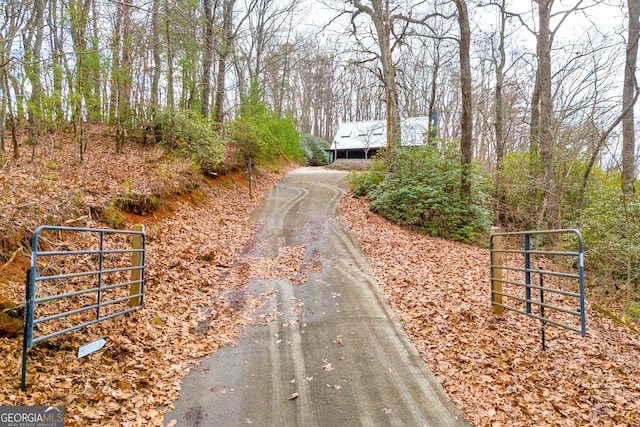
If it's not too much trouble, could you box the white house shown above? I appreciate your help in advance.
[330,117,431,160]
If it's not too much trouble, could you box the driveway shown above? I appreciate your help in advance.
[165,167,469,426]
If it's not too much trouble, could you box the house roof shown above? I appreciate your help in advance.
[331,117,430,150]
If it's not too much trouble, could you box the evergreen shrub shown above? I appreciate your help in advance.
[238,86,303,163]
[349,146,492,243]
[154,110,226,175]
[300,134,330,166]
[578,171,640,296]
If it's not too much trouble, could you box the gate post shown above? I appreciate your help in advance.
[129,224,144,307]
[490,226,504,315]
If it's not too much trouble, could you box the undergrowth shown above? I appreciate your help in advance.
[349,146,492,244]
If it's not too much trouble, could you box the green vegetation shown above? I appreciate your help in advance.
[350,146,492,243]
[237,87,303,164]
[496,151,640,308]
[153,97,302,175]
[576,171,640,305]
[98,200,126,229]
[154,110,227,175]
[300,134,330,166]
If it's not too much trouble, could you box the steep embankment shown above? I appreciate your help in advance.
[0,129,292,425]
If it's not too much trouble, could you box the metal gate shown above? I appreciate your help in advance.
[490,229,585,349]
[21,225,145,390]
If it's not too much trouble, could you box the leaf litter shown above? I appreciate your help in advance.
[2,135,638,426]
[339,192,640,426]
[0,136,294,425]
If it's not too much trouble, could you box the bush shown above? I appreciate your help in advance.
[497,150,590,229]
[578,171,640,294]
[223,120,278,166]
[348,155,387,197]
[154,110,226,175]
[238,84,303,163]
[350,146,492,243]
[300,134,330,166]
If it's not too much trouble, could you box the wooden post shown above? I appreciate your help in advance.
[248,157,253,199]
[129,224,144,307]
[491,226,504,315]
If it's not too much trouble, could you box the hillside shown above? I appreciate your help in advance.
[340,195,640,426]
[1,129,639,426]
[0,130,293,425]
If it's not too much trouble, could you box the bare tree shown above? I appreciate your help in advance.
[213,0,258,123]
[0,0,26,159]
[114,0,133,154]
[213,0,235,123]
[453,0,473,200]
[22,0,45,157]
[348,0,402,167]
[150,0,162,118]
[622,0,640,194]
[201,0,216,119]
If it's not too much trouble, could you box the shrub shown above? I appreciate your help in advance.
[351,146,492,243]
[300,134,330,166]
[238,83,303,163]
[578,172,640,295]
[497,150,590,229]
[348,154,387,197]
[223,120,278,168]
[154,110,226,175]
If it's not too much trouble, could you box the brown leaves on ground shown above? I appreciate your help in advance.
[340,193,640,426]
[240,244,308,285]
[0,134,294,426]
[4,134,639,426]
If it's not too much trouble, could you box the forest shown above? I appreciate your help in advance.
[1,0,639,319]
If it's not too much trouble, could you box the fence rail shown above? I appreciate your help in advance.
[490,228,585,349]
[21,225,146,390]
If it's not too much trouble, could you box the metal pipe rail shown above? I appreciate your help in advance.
[21,225,146,390]
[489,228,585,349]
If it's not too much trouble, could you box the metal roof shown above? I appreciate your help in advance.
[331,117,430,150]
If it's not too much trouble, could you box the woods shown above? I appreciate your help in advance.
[1,1,640,424]
[1,1,639,318]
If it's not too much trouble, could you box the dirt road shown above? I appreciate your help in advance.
[165,168,469,426]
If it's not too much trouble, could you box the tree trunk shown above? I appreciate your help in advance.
[428,45,440,144]
[116,0,132,154]
[165,0,176,148]
[10,75,24,121]
[150,0,162,119]
[3,62,18,159]
[622,0,640,194]
[88,0,102,122]
[529,68,540,166]
[23,0,45,152]
[47,0,65,124]
[536,0,559,230]
[455,0,473,202]
[108,1,121,125]
[351,0,402,167]
[494,0,507,222]
[214,0,235,124]
[201,0,215,119]
[0,61,6,157]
